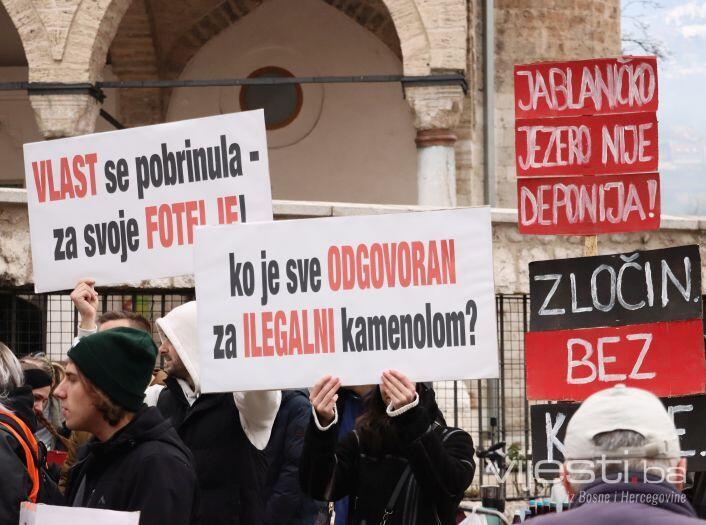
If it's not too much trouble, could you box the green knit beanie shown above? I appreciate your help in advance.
[67,327,157,412]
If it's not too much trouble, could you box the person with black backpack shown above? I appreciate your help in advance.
[0,342,62,524]
[300,370,476,525]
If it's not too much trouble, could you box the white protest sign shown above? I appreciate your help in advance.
[195,208,499,392]
[20,502,139,525]
[23,110,272,293]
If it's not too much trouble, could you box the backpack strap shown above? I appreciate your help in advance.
[0,410,40,503]
[380,465,412,525]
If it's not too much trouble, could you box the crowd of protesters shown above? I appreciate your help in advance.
[2,278,706,524]
[0,278,476,525]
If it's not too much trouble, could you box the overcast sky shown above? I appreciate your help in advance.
[622,0,706,216]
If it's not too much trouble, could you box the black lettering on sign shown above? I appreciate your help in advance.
[213,324,237,359]
[530,394,706,478]
[53,227,78,261]
[229,253,255,297]
[82,210,140,262]
[285,258,322,294]
[529,245,702,331]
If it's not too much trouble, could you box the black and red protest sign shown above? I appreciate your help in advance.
[531,395,706,477]
[529,245,701,331]
[514,56,660,235]
[525,245,705,401]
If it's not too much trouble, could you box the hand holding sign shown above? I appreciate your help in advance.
[381,370,416,410]
[69,278,99,330]
[310,375,341,427]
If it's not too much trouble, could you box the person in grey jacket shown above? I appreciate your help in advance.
[532,385,703,524]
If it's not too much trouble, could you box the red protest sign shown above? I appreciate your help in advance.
[515,112,658,177]
[514,56,660,236]
[514,56,658,119]
[517,172,660,235]
[525,318,706,401]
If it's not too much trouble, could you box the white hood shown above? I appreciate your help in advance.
[156,301,201,393]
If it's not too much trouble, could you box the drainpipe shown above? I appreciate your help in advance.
[483,0,496,206]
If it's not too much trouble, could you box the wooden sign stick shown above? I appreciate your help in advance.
[584,235,598,257]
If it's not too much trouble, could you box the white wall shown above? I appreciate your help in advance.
[167,0,417,204]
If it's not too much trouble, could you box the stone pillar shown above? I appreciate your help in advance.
[406,84,465,206]
[415,129,457,206]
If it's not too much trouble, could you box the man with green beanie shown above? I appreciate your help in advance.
[55,327,199,525]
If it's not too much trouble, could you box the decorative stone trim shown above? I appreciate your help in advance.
[415,128,457,147]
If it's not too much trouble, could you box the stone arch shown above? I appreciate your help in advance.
[166,0,419,204]
[159,0,431,81]
[0,0,132,82]
[0,0,133,136]
[378,0,430,74]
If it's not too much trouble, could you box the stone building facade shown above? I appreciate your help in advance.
[0,0,702,291]
[0,0,622,206]
[0,1,705,489]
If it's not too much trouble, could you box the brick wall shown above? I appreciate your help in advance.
[490,0,621,208]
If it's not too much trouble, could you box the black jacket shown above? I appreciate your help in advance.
[157,377,268,525]
[0,387,41,524]
[300,388,475,525]
[263,390,321,525]
[65,406,199,525]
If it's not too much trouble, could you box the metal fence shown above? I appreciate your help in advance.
[432,294,536,498]
[0,287,536,497]
[0,287,195,360]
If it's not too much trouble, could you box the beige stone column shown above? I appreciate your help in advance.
[406,84,465,206]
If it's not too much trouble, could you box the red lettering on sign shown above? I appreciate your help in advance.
[144,199,206,249]
[327,240,456,291]
[243,308,335,358]
[31,153,98,203]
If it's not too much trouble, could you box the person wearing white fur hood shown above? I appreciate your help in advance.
[144,301,281,525]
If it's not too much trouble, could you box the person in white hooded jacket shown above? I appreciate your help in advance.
[145,301,281,525]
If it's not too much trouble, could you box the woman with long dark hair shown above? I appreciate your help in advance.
[300,370,475,525]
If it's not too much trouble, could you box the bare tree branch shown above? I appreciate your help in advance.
[621,0,669,59]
